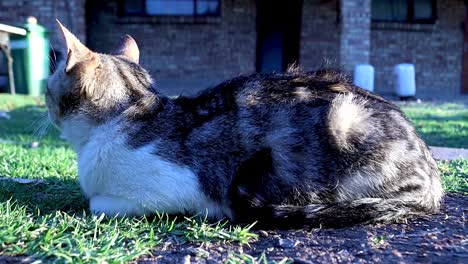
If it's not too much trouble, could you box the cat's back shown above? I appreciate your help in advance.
[182,69,415,159]
[191,70,397,112]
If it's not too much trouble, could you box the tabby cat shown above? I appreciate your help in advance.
[45,21,443,228]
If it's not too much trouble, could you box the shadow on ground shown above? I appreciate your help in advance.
[0,105,65,148]
[0,176,87,215]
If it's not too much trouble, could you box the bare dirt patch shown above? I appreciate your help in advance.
[141,193,467,263]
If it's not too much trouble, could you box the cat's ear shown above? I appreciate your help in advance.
[112,35,140,63]
[56,19,99,73]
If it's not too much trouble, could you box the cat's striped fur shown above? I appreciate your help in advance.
[46,22,443,228]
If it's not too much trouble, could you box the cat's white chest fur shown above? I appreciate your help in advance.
[64,118,226,218]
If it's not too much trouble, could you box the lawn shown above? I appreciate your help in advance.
[0,94,466,263]
[399,102,468,149]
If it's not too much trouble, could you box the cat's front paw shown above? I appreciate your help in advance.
[89,195,146,217]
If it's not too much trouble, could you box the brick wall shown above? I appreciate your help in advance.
[299,0,372,75]
[0,0,86,50]
[0,0,465,98]
[339,0,371,74]
[300,0,341,71]
[87,0,256,95]
[370,0,465,98]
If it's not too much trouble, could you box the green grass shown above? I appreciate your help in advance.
[399,102,468,148]
[438,159,468,194]
[0,95,466,262]
[0,201,256,263]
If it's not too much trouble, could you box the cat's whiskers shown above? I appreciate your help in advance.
[38,115,51,140]
[48,54,57,72]
[28,113,46,137]
[48,41,58,70]
[30,113,51,143]
[30,115,45,140]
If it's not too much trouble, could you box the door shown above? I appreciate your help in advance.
[256,0,303,73]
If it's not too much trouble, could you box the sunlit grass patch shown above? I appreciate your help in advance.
[400,102,468,148]
[0,201,256,263]
[438,159,468,194]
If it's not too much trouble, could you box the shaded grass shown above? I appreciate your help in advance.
[0,96,62,146]
[0,94,466,262]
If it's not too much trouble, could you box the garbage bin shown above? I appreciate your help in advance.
[353,64,374,92]
[9,17,49,96]
[394,63,416,99]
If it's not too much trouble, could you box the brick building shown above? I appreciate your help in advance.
[0,0,466,98]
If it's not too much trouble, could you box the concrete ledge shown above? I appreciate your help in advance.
[430,146,468,160]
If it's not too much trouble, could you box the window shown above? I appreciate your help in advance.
[121,0,221,17]
[372,0,436,23]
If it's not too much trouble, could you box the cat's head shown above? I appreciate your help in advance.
[46,21,154,128]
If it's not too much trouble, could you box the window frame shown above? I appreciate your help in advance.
[371,0,437,24]
[118,0,221,17]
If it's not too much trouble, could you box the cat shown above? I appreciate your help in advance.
[45,21,443,228]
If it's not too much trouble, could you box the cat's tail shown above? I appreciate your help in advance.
[254,198,439,228]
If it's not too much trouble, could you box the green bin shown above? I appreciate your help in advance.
[10,18,50,96]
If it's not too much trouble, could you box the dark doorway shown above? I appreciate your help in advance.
[463,4,468,94]
[256,0,303,73]
[85,0,106,52]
